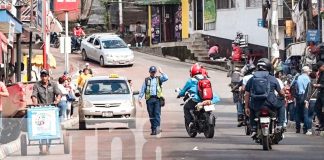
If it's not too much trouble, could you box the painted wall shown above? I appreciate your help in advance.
[191,0,285,50]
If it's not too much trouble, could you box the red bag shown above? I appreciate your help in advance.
[198,78,213,100]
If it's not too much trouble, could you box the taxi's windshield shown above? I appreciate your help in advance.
[102,39,127,49]
[84,80,130,95]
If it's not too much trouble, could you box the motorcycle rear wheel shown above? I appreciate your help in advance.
[262,135,271,150]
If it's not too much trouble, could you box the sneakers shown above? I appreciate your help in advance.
[305,130,312,136]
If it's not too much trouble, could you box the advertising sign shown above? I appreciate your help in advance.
[37,0,42,30]
[27,107,61,140]
[54,0,79,11]
[8,20,14,48]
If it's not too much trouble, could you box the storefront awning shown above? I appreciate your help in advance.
[0,9,23,33]
[135,0,181,5]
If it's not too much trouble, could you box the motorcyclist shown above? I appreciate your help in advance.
[177,63,220,128]
[72,23,86,49]
[244,58,286,133]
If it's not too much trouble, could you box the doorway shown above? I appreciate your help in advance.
[194,0,203,30]
[163,5,177,42]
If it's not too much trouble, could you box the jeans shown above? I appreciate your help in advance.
[295,94,305,130]
[236,101,244,116]
[58,100,67,121]
[287,102,295,121]
[304,99,316,130]
[183,99,198,125]
[146,98,161,130]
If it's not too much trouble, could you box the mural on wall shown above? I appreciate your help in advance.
[204,0,216,30]
[151,6,161,44]
[175,5,182,41]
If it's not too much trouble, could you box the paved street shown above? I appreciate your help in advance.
[5,51,324,160]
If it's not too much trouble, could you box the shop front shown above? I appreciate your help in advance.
[136,0,189,45]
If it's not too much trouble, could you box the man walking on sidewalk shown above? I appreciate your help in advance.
[0,81,9,135]
[138,66,168,135]
[314,61,324,131]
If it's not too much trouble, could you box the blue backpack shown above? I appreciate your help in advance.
[250,73,271,100]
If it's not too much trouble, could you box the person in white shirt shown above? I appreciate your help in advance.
[58,77,69,121]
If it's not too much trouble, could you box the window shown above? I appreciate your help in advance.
[246,0,263,8]
[85,80,130,95]
[88,36,95,43]
[94,39,100,46]
[102,39,127,49]
[217,0,236,9]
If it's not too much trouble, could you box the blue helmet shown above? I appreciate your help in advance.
[149,66,157,73]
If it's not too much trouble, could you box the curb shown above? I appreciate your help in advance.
[0,136,20,159]
[61,116,79,129]
[135,51,228,72]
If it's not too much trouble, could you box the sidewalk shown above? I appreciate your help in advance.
[0,48,79,159]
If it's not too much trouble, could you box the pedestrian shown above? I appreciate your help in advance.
[58,77,69,121]
[31,69,62,155]
[314,61,324,131]
[0,81,9,136]
[304,72,318,135]
[138,66,168,135]
[295,66,311,133]
[208,44,220,60]
[284,75,295,122]
[230,67,243,127]
[66,77,76,119]
[84,63,93,75]
[77,68,92,90]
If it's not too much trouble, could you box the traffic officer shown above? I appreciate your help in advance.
[139,66,168,135]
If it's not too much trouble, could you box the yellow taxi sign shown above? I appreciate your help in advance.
[109,74,119,78]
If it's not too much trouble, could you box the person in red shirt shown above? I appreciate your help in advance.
[72,23,86,49]
[232,42,242,62]
[208,44,220,60]
[0,81,9,135]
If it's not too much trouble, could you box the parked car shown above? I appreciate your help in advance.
[77,74,138,130]
[80,33,134,67]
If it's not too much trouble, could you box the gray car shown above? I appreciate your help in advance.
[80,33,135,67]
[77,74,138,129]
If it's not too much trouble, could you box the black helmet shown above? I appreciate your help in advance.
[257,58,272,72]
[243,64,256,76]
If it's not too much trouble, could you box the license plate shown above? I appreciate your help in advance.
[260,117,270,123]
[204,105,215,111]
[102,111,113,117]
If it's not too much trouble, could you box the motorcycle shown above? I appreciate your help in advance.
[176,89,216,138]
[252,107,284,150]
[71,36,84,53]
[50,32,60,48]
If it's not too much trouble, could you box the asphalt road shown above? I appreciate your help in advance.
[6,51,324,160]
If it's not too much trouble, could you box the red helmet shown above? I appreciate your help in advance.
[190,63,202,77]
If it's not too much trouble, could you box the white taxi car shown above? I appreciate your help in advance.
[77,74,138,129]
[80,33,134,67]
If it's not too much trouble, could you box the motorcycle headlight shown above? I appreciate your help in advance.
[83,100,93,108]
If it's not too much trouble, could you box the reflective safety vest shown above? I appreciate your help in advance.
[145,76,163,100]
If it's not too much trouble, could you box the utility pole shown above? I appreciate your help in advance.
[27,0,33,81]
[15,2,23,82]
[42,0,47,70]
[64,10,69,73]
[118,0,123,36]
[318,0,322,43]
[270,0,280,60]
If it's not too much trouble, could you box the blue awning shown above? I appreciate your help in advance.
[0,9,23,33]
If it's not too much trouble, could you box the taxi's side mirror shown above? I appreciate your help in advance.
[133,91,139,95]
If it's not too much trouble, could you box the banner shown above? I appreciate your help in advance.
[8,20,14,48]
[204,0,216,23]
[204,0,216,30]
[175,5,182,41]
[151,6,161,44]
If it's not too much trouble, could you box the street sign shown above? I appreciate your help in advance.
[306,30,320,43]
[59,37,71,54]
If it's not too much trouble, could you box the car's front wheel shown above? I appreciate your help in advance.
[100,56,105,67]
[82,50,88,61]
